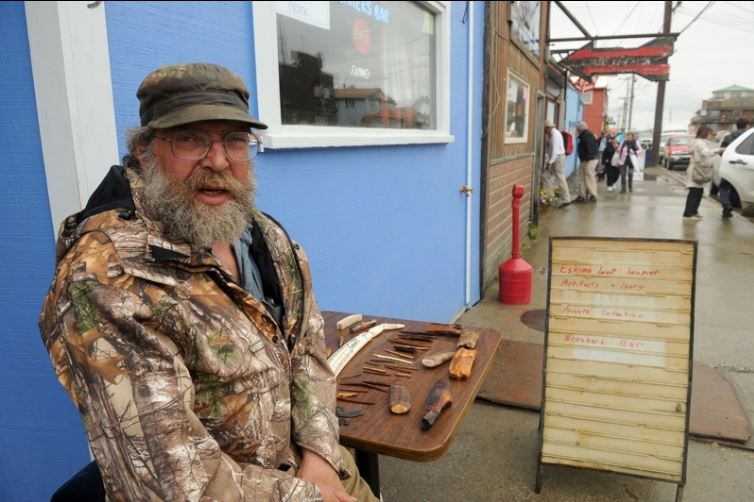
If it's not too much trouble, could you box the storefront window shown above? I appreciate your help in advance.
[276,1,436,130]
[511,1,541,58]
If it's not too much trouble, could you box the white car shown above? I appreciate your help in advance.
[718,128,754,215]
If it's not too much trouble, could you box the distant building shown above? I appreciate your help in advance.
[279,51,337,126]
[691,85,754,133]
[333,87,429,129]
[334,87,394,127]
[579,82,608,135]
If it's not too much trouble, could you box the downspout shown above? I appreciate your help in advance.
[563,69,569,129]
[464,1,475,307]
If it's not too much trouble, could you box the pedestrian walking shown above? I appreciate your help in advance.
[603,133,620,191]
[597,130,607,181]
[719,117,751,217]
[683,125,724,220]
[543,119,572,207]
[574,121,599,202]
[616,132,643,193]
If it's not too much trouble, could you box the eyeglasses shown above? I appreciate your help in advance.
[155,131,261,161]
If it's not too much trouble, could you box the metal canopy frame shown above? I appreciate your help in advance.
[548,0,679,54]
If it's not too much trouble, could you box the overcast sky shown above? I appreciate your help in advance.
[550,1,754,132]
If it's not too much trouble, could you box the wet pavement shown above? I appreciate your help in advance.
[377,166,754,501]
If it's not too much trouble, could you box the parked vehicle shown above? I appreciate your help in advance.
[658,133,671,164]
[718,128,754,215]
[658,130,688,165]
[663,134,693,170]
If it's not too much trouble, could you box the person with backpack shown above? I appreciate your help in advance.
[574,122,599,202]
[543,119,572,207]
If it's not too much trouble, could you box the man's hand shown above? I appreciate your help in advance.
[298,449,356,502]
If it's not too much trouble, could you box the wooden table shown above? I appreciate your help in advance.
[322,312,502,496]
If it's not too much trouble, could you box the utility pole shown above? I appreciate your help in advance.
[628,74,636,132]
[650,0,672,166]
[621,78,630,131]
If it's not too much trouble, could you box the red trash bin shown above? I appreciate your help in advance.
[498,184,532,304]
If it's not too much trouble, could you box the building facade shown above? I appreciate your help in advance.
[1,1,486,499]
[544,65,584,180]
[691,85,754,133]
[581,87,607,136]
[481,1,551,291]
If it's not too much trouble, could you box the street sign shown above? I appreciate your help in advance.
[536,237,696,501]
[559,37,674,82]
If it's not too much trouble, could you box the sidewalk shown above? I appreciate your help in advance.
[377,166,754,501]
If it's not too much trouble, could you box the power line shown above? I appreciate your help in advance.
[697,20,754,35]
[681,3,754,26]
[676,8,754,34]
[689,10,754,31]
[699,17,754,32]
[723,1,754,16]
[611,1,642,36]
[678,1,715,34]
[584,1,599,33]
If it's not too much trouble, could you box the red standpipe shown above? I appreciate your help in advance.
[498,184,533,304]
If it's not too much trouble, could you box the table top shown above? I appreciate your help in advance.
[322,311,502,462]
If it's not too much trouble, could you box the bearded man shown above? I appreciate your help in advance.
[40,63,375,502]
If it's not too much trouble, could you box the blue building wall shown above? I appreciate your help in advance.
[105,1,482,321]
[0,1,485,499]
[0,3,92,500]
[564,85,583,178]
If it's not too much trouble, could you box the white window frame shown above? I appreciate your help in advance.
[504,69,530,145]
[252,1,453,149]
[26,1,120,235]
[580,91,593,105]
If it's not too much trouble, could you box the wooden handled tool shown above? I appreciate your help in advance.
[421,351,456,368]
[350,319,376,334]
[336,314,363,347]
[336,314,363,331]
[421,378,452,430]
[456,329,479,349]
[425,323,463,336]
[449,348,477,379]
[389,384,412,415]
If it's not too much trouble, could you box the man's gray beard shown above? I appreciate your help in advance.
[141,157,256,249]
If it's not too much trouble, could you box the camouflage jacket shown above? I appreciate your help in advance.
[40,165,343,501]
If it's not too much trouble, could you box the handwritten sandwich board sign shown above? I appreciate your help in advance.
[536,237,696,501]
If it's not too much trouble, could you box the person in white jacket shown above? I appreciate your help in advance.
[683,125,723,220]
[543,119,572,207]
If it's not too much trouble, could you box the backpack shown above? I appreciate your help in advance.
[561,131,574,155]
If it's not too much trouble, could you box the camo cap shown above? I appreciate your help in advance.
[137,63,267,130]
